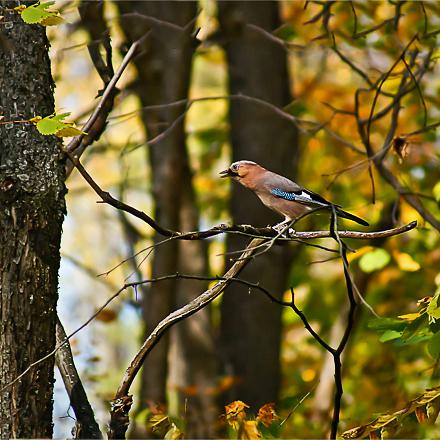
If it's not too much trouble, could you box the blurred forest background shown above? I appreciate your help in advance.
[1,0,439,439]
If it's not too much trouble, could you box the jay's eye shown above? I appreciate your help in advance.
[231,164,239,172]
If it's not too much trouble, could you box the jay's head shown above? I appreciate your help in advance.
[220,160,265,188]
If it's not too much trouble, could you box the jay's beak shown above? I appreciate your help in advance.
[220,168,236,178]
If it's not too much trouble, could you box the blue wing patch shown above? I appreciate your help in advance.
[271,188,298,201]
[270,188,329,206]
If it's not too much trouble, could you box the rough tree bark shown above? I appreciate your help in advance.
[0,3,65,438]
[218,0,299,408]
[117,2,217,436]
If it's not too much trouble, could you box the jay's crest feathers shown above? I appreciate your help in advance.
[220,160,368,226]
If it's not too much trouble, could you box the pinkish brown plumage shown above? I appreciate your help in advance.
[220,160,368,227]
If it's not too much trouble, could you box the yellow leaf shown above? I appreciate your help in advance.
[393,251,420,272]
[225,400,249,417]
[223,401,249,430]
[55,126,87,137]
[398,313,421,321]
[342,386,440,439]
[40,14,63,26]
[149,414,170,434]
[347,246,374,263]
[241,421,261,440]
[164,423,184,440]
[29,116,42,124]
[13,5,26,12]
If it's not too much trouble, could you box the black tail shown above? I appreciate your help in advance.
[335,207,369,226]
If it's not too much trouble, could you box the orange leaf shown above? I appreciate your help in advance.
[414,406,427,424]
[95,308,117,322]
[217,375,241,393]
[369,431,380,440]
[256,403,279,427]
[223,400,249,430]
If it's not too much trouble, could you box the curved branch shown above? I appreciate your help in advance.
[106,218,417,438]
[108,238,264,439]
[62,150,419,241]
[65,40,140,177]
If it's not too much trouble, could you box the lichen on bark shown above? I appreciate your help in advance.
[0,3,66,437]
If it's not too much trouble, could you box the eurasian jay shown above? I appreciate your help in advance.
[220,160,368,229]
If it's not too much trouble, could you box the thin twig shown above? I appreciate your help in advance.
[289,288,334,353]
[2,269,291,396]
[279,386,316,426]
[288,207,362,439]
[328,207,356,438]
[65,40,140,176]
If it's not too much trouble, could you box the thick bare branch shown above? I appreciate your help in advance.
[108,238,265,439]
[55,319,102,439]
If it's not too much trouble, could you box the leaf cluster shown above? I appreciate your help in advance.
[15,1,62,26]
[369,292,440,359]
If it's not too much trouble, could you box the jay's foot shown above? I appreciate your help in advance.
[272,223,295,237]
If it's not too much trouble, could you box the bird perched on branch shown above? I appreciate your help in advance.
[220,160,368,230]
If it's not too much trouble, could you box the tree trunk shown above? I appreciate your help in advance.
[218,0,299,409]
[117,0,197,408]
[169,158,218,438]
[0,4,66,437]
[117,4,217,436]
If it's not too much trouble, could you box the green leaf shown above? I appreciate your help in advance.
[427,293,440,322]
[394,332,433,346]
[284,101,308,117]
[359,248,391,273]
[17,1,63,26]
[274,23,297,40]
[433,182,440,202]
[400,314,428,341]
[368,317,407,332]
[33,113,87,138]
[427,331,440,359]
[379,330,403,342]
[35,113,70,135]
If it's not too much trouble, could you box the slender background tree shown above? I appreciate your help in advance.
[218,0,298,408]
